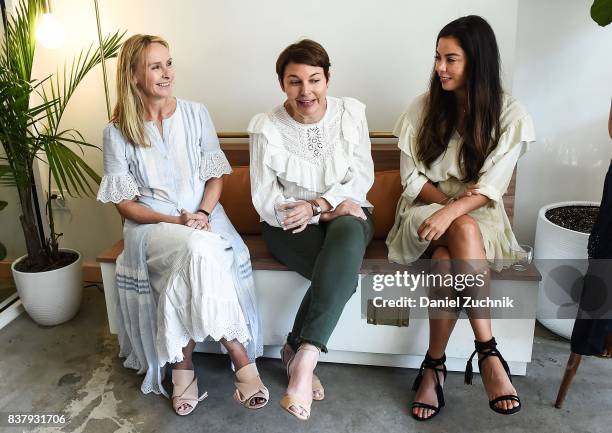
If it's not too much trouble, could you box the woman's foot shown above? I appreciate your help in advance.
[223,339,268,408]
[412,365,445,419]
[171,364,207,416]
[477,346,520,412]
[233,363,269,409]
[283,344,319,419]
[281,343,325,400]
[173,357,196,414]
[411,352,446,421]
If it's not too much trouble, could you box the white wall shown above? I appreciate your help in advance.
[512,0,612,245]
[0,0,520,261]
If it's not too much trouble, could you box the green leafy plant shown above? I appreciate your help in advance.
[0,200,7,260]
[0,0,123,271]
[591,0,612,26]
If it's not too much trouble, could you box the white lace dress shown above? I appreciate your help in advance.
[248,96,374,226]
[97,99,262,395]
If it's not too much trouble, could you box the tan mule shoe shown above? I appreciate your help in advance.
[280,344,325,400]
[233,363,269,409]
[279,344,320,421]
[172,369,207,416]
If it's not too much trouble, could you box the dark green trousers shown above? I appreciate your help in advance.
[261,210,374,352]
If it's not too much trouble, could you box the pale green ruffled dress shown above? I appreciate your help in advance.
[386,93,535,272]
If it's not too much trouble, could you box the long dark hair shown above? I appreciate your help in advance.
[416,15,503,183]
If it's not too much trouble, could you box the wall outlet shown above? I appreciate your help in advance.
[49,190,64,201]
[49,189,66,208]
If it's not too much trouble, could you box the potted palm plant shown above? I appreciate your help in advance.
[0,0,123,325]
[0,200,6,260]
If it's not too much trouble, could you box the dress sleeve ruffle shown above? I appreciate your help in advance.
[479,115,536,174]
[97,174,140,203]
[477,115,536,203]
[393,108,429,204]
[199,148,232,182]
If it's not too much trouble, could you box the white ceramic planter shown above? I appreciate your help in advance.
[535,201,598,339]
[11,249,83,326]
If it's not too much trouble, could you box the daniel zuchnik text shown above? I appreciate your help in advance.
[371,296,515,309]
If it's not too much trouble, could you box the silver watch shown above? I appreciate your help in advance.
[309,200,322,216]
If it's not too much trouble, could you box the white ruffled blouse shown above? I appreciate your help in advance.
[248,96,375,227]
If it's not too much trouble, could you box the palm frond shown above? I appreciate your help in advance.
[41,30,125,136]
[43,137,101,197]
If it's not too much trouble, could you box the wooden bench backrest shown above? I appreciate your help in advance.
[221,143,517,226]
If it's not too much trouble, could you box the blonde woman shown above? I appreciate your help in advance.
[97,34,268,415]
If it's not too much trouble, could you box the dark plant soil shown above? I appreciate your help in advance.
[545,205,599,234]
[14,251,79,273]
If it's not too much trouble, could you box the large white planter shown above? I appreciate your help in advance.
[535,201,598,339]
[11,249,83,326]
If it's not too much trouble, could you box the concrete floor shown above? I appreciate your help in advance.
[1,285,611,433]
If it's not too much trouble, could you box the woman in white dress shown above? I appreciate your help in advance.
[386,16,535,420]
[248,39,375,421]
[97,34,268,415]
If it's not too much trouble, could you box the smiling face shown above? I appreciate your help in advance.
[281,62,329,123]
[435,36,467,94]
[133,42,174,101]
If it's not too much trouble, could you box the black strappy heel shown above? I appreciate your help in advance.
[411,352,447,421]
[465,337,521,415]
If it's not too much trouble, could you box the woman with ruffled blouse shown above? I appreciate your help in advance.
[248,39,375,421]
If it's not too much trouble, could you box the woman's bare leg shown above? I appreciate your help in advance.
[413,246,457,419]
[445,215,519,411]
[174,339,196,370]
[220,338,266,406]
[284,344,319,418]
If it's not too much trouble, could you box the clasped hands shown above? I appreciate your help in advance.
[179,209,210,231]
[417,184,480,241]
[280,199,367,234]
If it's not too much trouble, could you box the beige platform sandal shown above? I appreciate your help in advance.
[280,344,325,400]
[233,363,269,409]
[172,369,208,416]
[280,344,320,421]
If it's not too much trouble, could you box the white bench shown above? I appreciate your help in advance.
[97,237,540,375]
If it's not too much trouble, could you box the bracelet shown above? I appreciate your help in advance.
[196,208,210,216]
[440,197,455,206]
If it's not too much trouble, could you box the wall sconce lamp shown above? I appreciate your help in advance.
[35,0,66,49]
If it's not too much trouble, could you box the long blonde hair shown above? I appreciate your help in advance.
[112,34,169,147]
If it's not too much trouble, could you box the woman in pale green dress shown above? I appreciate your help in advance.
[386,16,534,421]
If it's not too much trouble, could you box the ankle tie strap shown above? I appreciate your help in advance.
[465,337,512,385]
[412,352,447,392]
[423,351,446,368]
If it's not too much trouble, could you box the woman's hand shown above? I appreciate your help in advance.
[459,184,480,199]
[179,209,210,231]
[281,200,313,233]
[320,199,367,222]
[417,206,457,241]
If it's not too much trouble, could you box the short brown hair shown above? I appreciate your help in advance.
[275,39,331,83]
